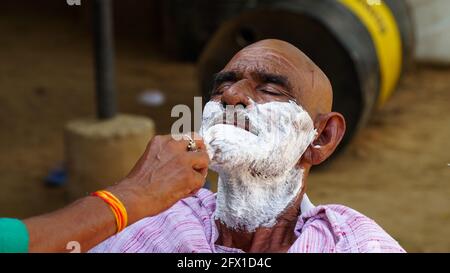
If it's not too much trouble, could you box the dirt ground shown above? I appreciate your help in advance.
[0,13,449,252]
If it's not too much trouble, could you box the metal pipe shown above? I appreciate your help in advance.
[93,0,117,119]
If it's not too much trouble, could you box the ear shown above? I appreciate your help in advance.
[301,112,346,166]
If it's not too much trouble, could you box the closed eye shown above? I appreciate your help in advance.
[257,85,286,96]
[211,83,233,96]
[258,88,284,96]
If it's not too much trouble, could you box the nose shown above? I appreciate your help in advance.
[221,79,252,108]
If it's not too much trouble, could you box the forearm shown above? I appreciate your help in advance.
[19,133,208,252]
[24,195,117,253]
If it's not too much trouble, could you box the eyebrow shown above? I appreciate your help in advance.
[212,71,241,89]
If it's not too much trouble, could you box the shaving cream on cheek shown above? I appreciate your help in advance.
[199,100,317,231]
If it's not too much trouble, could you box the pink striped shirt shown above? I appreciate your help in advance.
[89,189,405,253]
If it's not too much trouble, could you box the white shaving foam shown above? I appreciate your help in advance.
[200,100,317,232]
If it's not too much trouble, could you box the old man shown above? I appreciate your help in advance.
[90,39,404,253]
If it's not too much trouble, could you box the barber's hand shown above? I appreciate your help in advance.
[108,133,209,224]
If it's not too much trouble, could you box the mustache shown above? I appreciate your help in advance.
[208,109,260,136]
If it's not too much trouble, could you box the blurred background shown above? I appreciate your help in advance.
[0,0,449,252]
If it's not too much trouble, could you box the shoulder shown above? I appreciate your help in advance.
[298,204,405,253]
[89,189,216,253]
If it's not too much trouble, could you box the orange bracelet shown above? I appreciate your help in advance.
[92,190,128,233]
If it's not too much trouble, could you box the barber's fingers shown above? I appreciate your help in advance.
[179,132,206,152]
[190,132,206,151]
[187,150,209,171]
[167,133,206,152]
[185,133,208,177]
[188,169,207,195]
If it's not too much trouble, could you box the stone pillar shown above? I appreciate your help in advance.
[65,114,155,200]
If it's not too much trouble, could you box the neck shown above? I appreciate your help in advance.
[214,169,306,252]
[215,193,302,253]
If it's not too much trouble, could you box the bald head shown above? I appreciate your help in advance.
[207,39,346,192]
[218,39,333,119]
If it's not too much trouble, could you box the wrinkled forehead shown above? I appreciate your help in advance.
[223,47,301,77]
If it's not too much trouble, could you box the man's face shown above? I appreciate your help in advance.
[201,42,317,176]
[199,41,318,231]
